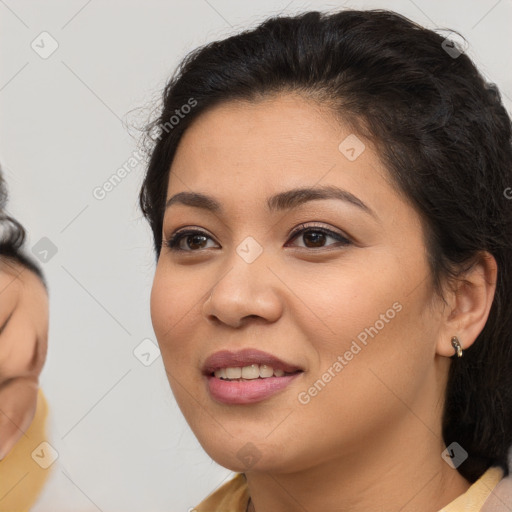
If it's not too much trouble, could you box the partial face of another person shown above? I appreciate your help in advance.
[150,93,453,473]
[0,259,48,460]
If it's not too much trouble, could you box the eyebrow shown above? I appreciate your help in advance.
[165,185,376,218]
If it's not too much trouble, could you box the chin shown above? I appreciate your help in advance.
[196,432,294,474]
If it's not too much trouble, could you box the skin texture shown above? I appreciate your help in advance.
[150,93,497,512]
[0,258,48,460]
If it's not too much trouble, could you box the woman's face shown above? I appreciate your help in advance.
[150,93,449,473]
[0,259,48,460]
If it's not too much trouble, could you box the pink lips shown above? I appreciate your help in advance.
[202,348,304,405]
[206,372,302,404]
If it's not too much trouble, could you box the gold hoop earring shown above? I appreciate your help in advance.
[451,336,463,358]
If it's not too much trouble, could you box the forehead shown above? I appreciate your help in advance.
[166,93,400,220]
[172,93,343,177]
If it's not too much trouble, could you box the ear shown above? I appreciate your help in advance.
[436,251,498,357]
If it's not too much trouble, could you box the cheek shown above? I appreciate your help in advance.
[149,265,168,337]
[295,258,404,357]
[300,253,437,402]
[0,322,39,380]
[149,264,203,367]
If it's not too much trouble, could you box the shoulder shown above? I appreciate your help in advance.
[481,471,512,512]
[0,388,51,511]
[194,473,249,512]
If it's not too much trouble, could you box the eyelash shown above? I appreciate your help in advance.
[164,223,352,253]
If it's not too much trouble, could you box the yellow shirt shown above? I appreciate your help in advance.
[194,466,507,512]
[442,466,504,512]
[0,389,53,512]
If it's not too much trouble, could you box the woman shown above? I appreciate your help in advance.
[139,9,512,511]
[0,167,52,511]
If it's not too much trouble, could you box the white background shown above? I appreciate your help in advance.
[1,0,511,510]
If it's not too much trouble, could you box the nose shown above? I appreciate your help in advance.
[201,251,283,328]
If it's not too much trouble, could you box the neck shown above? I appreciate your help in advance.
[244,415,471,512]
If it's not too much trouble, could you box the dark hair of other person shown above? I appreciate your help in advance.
[0,166,45,285]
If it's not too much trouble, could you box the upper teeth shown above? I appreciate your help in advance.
[214,364,286,380]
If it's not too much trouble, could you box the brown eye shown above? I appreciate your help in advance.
[166,230,218,252]
[302,230,327,248]
[287,224,351,249]
[184,233,209,251]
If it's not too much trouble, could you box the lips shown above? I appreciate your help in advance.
[202,348,303,375]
